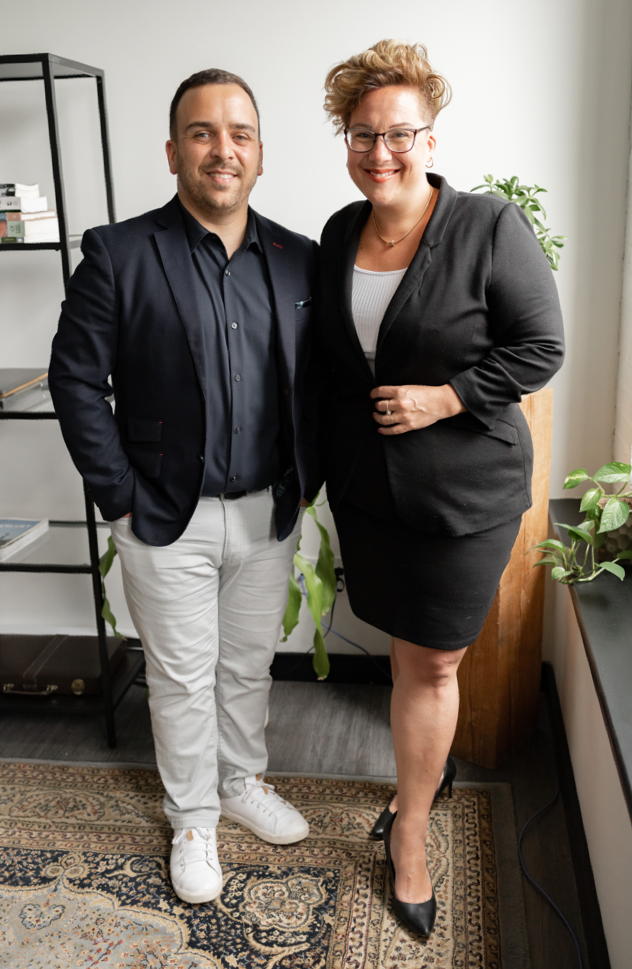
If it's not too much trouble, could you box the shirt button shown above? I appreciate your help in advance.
[234,373,241,382]
[230,473,240,482]
[233,425,241,433]
[224,270,231,277]
[231,322,238,329]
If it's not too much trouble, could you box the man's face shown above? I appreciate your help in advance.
[166,83,263,225]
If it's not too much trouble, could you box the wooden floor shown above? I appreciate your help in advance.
[0,677,594,969]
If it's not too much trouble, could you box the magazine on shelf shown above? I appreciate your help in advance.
[0,518,49,562]
[0,182,39,197]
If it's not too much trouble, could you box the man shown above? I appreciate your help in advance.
[48,69,319,904]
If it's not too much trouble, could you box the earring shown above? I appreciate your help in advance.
[426,157,434,169]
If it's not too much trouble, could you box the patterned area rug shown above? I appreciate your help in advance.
[0,762,528,968]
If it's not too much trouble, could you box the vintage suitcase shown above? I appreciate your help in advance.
[0,634,126,697]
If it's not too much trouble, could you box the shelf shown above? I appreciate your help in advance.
[0,237,81,251]
[0,53,104,82]
[0,644,145,717]
[0,389,55,419]
[0,521,111,573]
[1,51,121,743]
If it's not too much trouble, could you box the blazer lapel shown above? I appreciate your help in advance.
[256,214,297,385]
[341,202,375,379]
[376,174,458,352]
[153,197,208,399]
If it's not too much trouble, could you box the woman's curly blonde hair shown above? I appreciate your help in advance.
[324,39,451,133]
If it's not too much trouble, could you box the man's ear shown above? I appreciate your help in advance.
[258,142,264,177]
[166,139,178,175]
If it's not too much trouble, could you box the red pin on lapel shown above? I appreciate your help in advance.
[272,242,284,249]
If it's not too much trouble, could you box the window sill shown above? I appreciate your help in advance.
[551,499,632,819]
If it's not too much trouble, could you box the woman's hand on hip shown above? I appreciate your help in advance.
[370,384,465,435]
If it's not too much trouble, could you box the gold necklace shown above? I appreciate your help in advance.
[372,187,434,248]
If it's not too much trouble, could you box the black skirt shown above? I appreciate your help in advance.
[333,497,521,651]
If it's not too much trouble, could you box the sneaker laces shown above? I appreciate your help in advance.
[171,827,217,869]
[241,776,291,817]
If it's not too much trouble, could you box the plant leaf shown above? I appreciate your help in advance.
[616,549,632,560]
[306,505,337,615]
[563,469,589,489]
[101,588,123,639]
[99,536,118,578]
[535,538,568,552]
[564,524,595,545]
[294,553,324,629]
[533,556,561,566]
[551,566,574,582]
[597,497,630,533]
[281,571,302,641]
[312,627,330,680]
[579,487,601,514]
[598,561,626,581]
[593,461,632,483]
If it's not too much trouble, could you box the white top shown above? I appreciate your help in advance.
[351,265,407,370]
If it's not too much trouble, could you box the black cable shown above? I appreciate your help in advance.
[517,787,585,969]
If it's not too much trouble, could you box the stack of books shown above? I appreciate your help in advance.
[0,368,50,413]
[0,182,59,243]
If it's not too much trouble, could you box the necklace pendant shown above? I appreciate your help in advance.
[387,240,395,248]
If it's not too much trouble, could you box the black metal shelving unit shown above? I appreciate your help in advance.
[0,53,143,745]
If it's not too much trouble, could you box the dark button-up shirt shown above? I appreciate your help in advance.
[179,201,280,495]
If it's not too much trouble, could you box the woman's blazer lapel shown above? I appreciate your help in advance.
[337,177,459,367]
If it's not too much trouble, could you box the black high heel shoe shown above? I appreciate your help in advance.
[383,811,436,938]
[369,756,456,840]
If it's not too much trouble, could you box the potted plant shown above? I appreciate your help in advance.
[471,174,565,270]
[536,463,632,583]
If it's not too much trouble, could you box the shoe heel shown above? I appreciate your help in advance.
[435,756,456,800]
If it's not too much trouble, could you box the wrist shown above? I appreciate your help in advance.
[441,384,465,418]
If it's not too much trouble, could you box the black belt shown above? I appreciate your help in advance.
[218,485,272,501]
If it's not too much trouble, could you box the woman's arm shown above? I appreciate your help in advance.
[448,201,565,428]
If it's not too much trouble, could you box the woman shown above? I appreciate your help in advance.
[319,40,564,938]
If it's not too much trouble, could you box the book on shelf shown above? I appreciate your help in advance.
[0,195,48,213]
[0,369,49,411]
[0,211,59,243]
[0,182,39,197]
[0,518,49,562]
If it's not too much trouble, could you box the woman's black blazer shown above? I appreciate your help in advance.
[318,174,565,536]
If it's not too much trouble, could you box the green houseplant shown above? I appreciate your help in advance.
[281,498,336,680]
[536,463,632,583]
[471,174,565,270]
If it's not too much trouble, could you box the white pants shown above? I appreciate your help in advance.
[111,490,300,829]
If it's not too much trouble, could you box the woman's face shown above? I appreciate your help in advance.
[345,85,435,210]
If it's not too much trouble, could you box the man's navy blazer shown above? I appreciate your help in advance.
[318,175,565,536]
[49,196,319,545]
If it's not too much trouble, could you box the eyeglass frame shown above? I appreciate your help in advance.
[344,125,432,154]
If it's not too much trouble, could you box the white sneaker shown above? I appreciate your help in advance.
[220,775,309,844]
[170,827,223,903]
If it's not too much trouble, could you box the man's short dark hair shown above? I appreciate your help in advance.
[169,69,261,139]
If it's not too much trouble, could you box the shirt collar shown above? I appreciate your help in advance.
[177,198,261,254]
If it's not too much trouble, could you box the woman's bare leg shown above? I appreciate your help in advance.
[388,638,467,902]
